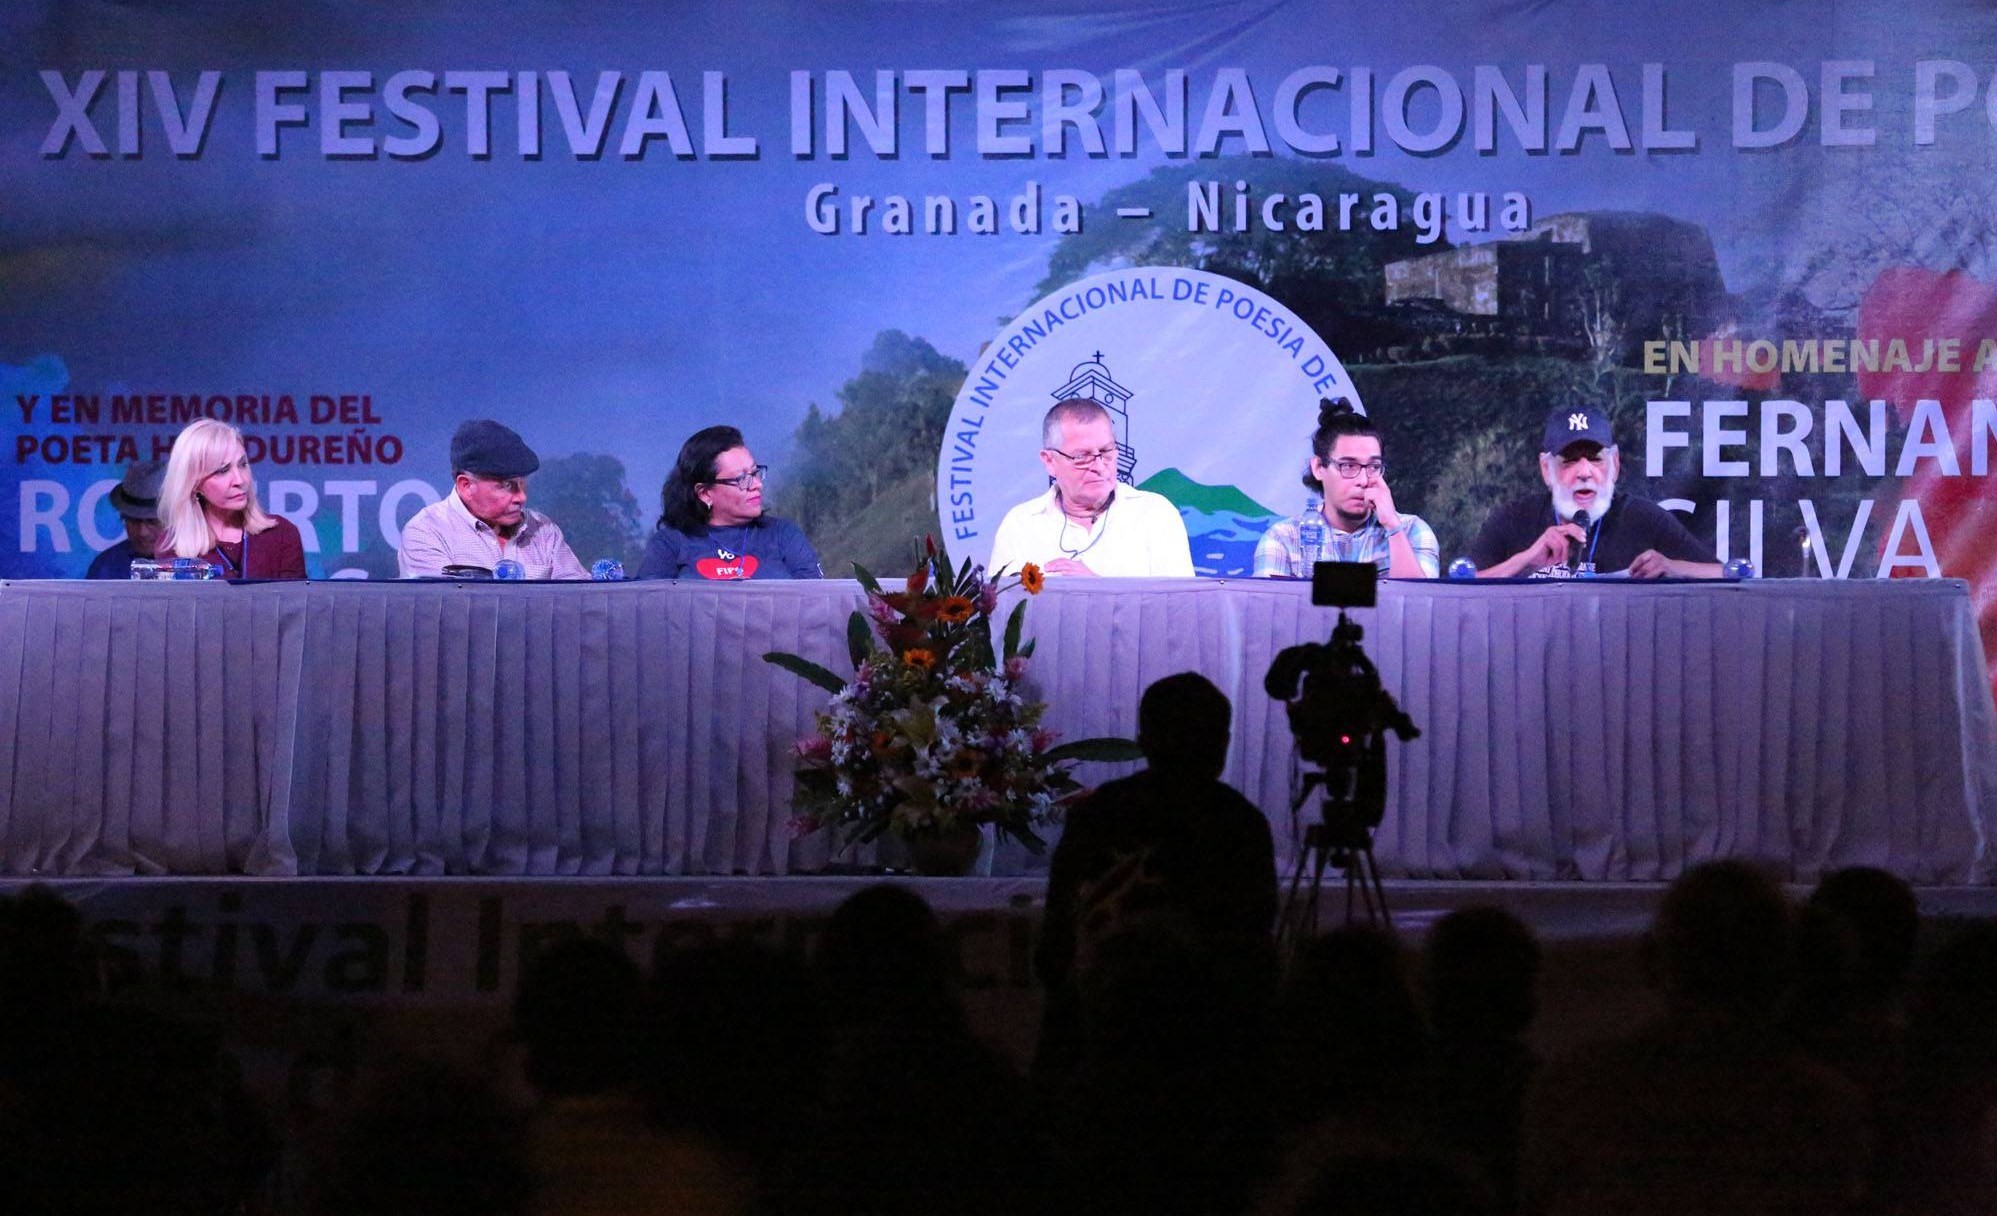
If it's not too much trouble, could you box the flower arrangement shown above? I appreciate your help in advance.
[764,540,1136,855]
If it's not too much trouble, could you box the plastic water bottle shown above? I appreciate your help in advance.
[170,557,214,580]
[1724,557,1756,580]
[1297,494,1326,570]
[590,559,625,581]
[493,558,527,581]
[1447,557,1477,580]
[128,559,162,580]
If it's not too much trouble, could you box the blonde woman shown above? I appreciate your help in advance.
[156,418,307,579]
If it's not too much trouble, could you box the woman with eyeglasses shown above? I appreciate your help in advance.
[637,426,823,580]
[155,418,309,579]
[1252,399,1438,579]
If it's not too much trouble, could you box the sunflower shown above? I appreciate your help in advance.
[936,595,975,623]
[1019,563,1045,594]
[948,749,984,778]
[903,648,937,670]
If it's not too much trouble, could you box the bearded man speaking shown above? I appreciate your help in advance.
[1470,406,1721,580]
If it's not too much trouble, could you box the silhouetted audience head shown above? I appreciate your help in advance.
[1137,671,1231,778]
[1426,905,1541,1042]
[0,885,97,1036]
[1808,865,1919,1005]
[309,1056,531,1216]
[1646,860,1794,1023]
[818,883,958,1031]
[513,936,643,1098]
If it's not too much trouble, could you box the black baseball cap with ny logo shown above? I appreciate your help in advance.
[1542,406,1615,453]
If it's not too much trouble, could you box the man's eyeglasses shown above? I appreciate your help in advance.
[1044,445,1119,469]
[1329,459,1386,480]
[710,464,769,489]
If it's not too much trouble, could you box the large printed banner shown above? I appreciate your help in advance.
[5,2,1996,671]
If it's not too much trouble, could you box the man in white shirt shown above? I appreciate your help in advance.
[987,399,1195,578]
[397,419,589,579]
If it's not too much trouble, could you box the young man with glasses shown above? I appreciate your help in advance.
[1253,399,1439,579]
[987,398,1194,578]
[1469,405,1720,579]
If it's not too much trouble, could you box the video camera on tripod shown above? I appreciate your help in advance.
[1263,562,1420,932]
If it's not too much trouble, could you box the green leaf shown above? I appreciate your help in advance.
[762,651,847,694]
[1043,737,1145,764]
[1018,638,1037,659]
[846,612,876,669]
[851,562,883,597]
[1002,599,1028,661]
[959,627,995,673]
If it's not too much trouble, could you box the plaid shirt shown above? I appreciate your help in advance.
[1252,511,1440,578]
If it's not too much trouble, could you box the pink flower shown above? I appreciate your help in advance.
[1031,727,1058,753]
[792,734,833,762]
[868,597,900,628]
[978,581,1000,616]
[1004,656,1028,682]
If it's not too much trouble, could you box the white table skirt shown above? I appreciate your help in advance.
[2,577,1992,882]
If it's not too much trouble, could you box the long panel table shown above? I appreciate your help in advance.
[3,577,1992,883]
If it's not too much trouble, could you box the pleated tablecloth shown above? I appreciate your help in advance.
[2,577,1991,882]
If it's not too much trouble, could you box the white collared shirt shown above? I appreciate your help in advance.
[987,486,1195,577]
[396,490,590,580]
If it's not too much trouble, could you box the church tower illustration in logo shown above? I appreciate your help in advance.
[1049,353,1137,486]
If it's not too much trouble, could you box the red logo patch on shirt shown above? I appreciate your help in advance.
[695,554,759,580]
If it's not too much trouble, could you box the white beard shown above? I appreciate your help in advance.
[1550,478,1615,524]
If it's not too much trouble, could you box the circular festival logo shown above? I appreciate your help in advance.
[936,267,1361,577]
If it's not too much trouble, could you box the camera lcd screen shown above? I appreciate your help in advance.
[1310,561,1378,609]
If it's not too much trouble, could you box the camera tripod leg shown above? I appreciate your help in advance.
[1279,837,1335,947]
[1346,844,1393,930]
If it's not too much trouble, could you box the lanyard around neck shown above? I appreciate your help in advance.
[1056,491,1112,558]
[215,528,249,576]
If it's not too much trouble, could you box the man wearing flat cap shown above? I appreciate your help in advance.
[1470,405,1721,579]
[397,420,588,579]
[84,461,167,579]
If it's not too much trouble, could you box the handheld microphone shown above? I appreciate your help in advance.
[1566,509,1589,572]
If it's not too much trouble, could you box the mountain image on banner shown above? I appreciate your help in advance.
[1138,468,1279,578]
